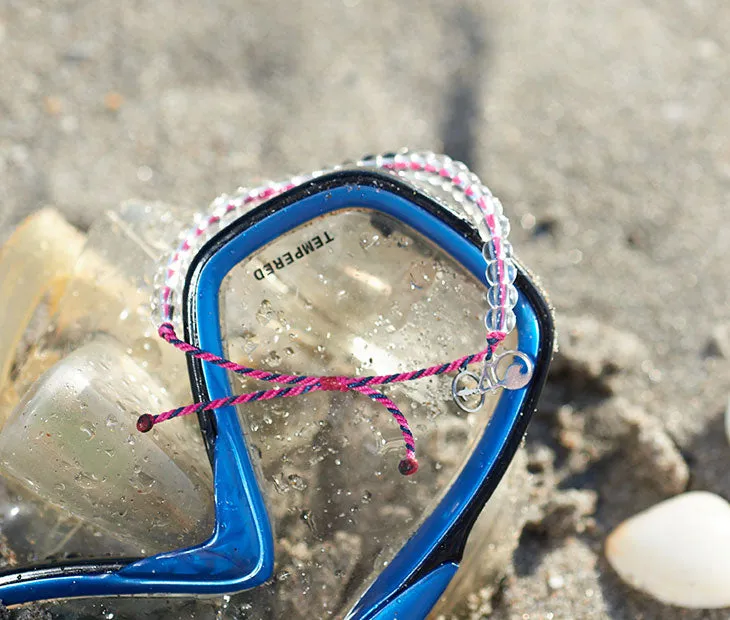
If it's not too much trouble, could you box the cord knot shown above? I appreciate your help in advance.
[158,322,175,340]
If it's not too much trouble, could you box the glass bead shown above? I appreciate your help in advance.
[477,195,495,217]
[487,284,519,308]
[485,260,517,285]
[393,152,409,166]
[451,189,465,204]
[482,239,499,262]
[503,309,517,332]
[500,239,514,258]
[409,152,426,168]
[482,238,513,262]
[497,213,511,237]
[484,308,517,333]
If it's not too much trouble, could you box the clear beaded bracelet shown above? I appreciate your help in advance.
[140,151,534,476]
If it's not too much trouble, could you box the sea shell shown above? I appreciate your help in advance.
[606,492,730,609]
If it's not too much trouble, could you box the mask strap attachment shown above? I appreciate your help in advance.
[136,323,510,476]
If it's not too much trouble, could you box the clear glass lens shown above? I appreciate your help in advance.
[218,209,517,618]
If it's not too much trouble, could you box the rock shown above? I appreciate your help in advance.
[726,394,730,447]
[704,324,730,358]
[618,403,689,495]
[540,489,598,538]
[547,572,566,590]
[554,398,689,495]
[605,492,730,609]
[14,607,52,620]
[552,315,648,381]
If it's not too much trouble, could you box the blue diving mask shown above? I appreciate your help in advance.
[0,151,553,619]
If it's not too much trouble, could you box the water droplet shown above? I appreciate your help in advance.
[137,471,155,488]
[256,299,274,325]
[271,474,288,494]
[408,261,436,292]
[284,347,295,356]
[300,509,317,535]
[130,337,162,367]
[361,490,372,504]
[237,330,259,356]
[263,351,281,367]
[287,474,308,491]
[74,472,96,489]
[359,233,379,250]
[79,422,96,440]
[379,437,403,456]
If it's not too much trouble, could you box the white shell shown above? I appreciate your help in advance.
[605,492,730,609]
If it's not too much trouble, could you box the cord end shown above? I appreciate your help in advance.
[136,413,155,433]
[398,456,419,476]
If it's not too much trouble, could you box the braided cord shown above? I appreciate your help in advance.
[145,151,518,476]
[137,323,505,475]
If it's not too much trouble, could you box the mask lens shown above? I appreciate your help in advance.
[217,208,518,617]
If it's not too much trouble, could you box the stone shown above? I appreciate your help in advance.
[605,492,730,609]
[618,403,689,496]
[552,315,648,381]
[554,398,689,495]
[540,489,597,538]
[705,324,730,358]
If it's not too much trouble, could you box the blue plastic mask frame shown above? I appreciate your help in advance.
[0,170,553,619]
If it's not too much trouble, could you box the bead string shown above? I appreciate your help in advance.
[146,152,519,475]
[158,152,517,333]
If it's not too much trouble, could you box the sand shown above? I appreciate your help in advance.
[1,1,729,618]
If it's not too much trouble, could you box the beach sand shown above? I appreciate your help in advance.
[2,1,729,618]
